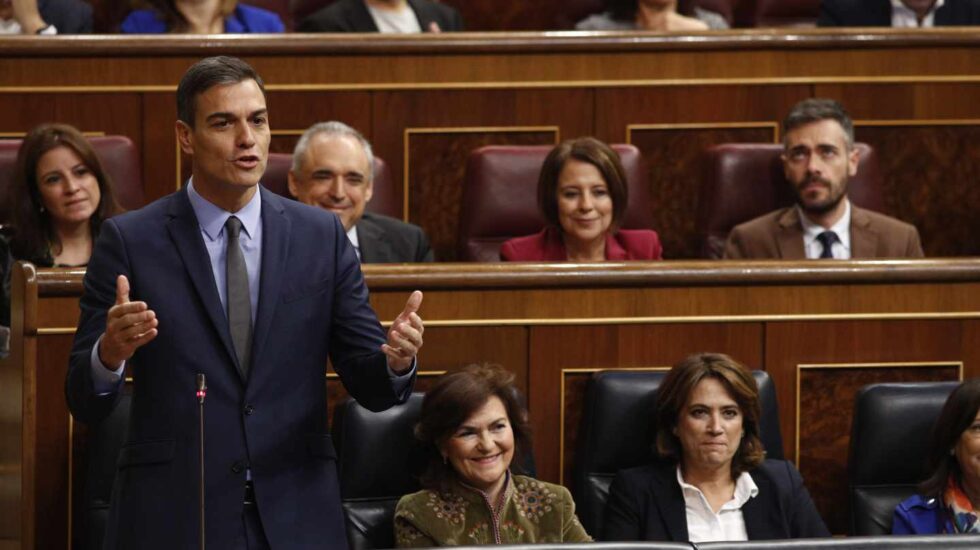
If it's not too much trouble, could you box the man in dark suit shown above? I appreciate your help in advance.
[818,0,980,27]
[298,0,463,33]
[724,99,923,259]
[66,56,424,549]
[0,0,92,34]
[288,121,434,263]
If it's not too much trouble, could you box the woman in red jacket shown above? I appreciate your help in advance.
[501,137,662,262]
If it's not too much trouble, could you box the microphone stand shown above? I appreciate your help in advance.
[196,373,207,550]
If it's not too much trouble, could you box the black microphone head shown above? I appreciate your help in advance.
[196,373,206,391]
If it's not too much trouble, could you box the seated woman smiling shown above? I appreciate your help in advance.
[500,137,662,262]
[893,378,980,534]
[603,353,829,542]
[395,364,591,546]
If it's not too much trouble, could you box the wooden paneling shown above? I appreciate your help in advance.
[765,318,975,533]
[4,35,980,256]
[797,362,959,534]
[406,128,558,260]
[628,124,777,258]
[8,261,980,546]
[855,123,980,257]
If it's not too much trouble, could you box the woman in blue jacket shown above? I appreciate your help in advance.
[121,0,284,33]
[894,379,980,534]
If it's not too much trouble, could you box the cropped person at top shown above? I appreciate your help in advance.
[894,378,980,534]
[500,137,662,262]
[121,0,284,33]
[298,0,463,33]
[288,121,433,263]
[576,0,729,31]
[603,353,830,542]
[819,0,980,27]
[395,364,591,546]
[0,0,92,34]
[723,98,924,259]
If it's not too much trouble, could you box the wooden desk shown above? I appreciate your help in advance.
[2,30,980,259]
[2,260,978,547]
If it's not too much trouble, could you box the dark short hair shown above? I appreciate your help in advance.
[918,378,980,498]
[146,0,236,33]
[415,364,533,492]
[9,123,121,263]
[783,98,855,149]
[605,0,697,19]
[537,137,629,230]
[655,353,766,477]
[177,56,265,128]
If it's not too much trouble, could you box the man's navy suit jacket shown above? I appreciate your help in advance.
[66,186,411,549]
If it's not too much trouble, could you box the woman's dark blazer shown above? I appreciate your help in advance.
[603,459,830,542]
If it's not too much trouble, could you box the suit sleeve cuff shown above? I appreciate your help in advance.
[90,335,125,395]
[387,357,416,395]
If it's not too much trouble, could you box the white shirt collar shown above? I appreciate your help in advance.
[346,225,361,261]
[676,466,759,543]
[891,0,944,27]
[797,199,851,259]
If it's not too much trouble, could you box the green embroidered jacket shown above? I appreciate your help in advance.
[394,475,592,546]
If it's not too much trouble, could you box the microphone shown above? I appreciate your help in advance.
[196,373,207,550]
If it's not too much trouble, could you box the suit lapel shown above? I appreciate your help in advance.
[776,209,807,259]
[871,0,893,25]
[651,464,689,541]
[165,188,242,381]
[849,206,877,258]
[357,216,392,263]
[407,0,436,30]
[249,188,290,384]
[346,0,379,31]
[742,468,782,539]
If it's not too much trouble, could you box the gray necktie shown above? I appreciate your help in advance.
[225,216,251,378]
[816,230,839,259]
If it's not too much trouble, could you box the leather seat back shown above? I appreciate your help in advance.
[848,382,958,536]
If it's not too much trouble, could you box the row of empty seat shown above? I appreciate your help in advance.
[81,372,955,549]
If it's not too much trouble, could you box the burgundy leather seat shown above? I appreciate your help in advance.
[262,152,400,218]
[696,142,884,259]
[754,0,821,27]
[457,144,653,262]
[0,135,144,224]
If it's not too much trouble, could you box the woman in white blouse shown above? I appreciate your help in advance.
[602,353,830,542]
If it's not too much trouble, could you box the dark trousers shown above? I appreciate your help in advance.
[235,482,271,550]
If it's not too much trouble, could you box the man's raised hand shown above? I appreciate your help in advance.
[98,275,158,369]
[383,290,424,373]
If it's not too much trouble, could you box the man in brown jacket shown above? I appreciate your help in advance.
[724,99,923,260]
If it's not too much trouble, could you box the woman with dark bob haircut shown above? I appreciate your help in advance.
[395,364,591,546]
[500,137,662,262]
[603,353,829,542]
[893,378,980,534]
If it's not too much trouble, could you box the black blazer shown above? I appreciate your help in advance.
[298,0,463,32]
[818,0,980,26]
[39,0,93,33]
[357,212,434,263]
[603,459,830,542]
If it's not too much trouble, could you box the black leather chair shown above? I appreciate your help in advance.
[573,369,784,538]
[81,390,131,550]
[847,382,958,536]
[695,534,980,549]
[332,393,426,550]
